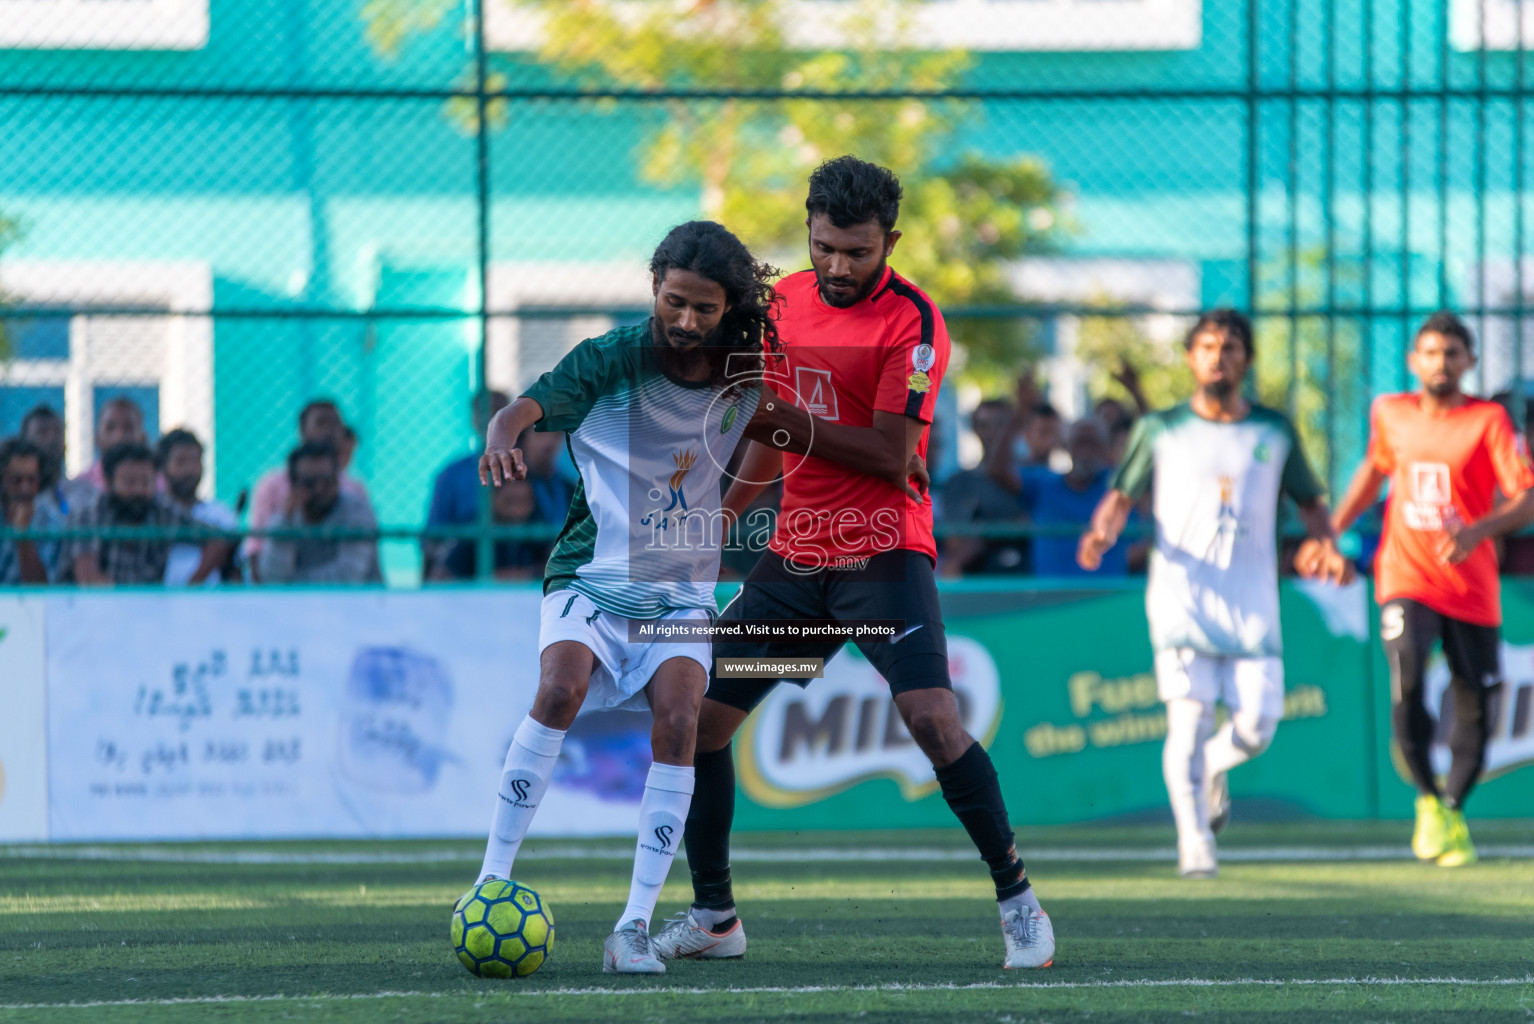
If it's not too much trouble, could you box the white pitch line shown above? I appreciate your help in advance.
[3,844,1534,865]
[1,976,1530,1010]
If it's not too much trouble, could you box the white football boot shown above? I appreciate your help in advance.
[1207,770,1232,836]
[1000,899,1055,969]
[651,908,748,960]
[1178,830,1219,879]
[602,919,665,974]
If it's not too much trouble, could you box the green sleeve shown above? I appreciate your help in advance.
[1279,418,1325,504]
[1109,413,1159,499]
[519,335,629,433]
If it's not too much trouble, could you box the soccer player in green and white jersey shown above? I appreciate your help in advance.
[1077,309,1352,877]
[471,221,926,974]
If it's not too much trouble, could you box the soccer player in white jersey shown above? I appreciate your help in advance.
[472,221,927,974]
[1077,309,1352,877]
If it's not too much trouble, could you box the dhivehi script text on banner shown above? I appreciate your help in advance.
[43,589,655,841]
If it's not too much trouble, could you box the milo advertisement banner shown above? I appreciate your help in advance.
[731,579,1532,830]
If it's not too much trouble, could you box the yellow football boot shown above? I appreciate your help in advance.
[1436,808,1478,868]
[1411,794,1449,861]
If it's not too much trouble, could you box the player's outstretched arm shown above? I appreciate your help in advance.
[1077,489,1135,571]
[743,392,928,502]
[1330,461,1387,534]
[480,397,545,486]
[1293,499,1355,585]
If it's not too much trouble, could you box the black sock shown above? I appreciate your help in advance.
[1444,681,1497,810]
[685,743,737,910]
[935,742,1029,901]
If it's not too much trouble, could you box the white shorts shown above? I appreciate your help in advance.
[1153,648,1286,720]
[538,589,712,715]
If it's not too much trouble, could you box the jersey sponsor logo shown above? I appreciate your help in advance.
[907,370,931,395]
[640,450,698,533]
[795,366,839,420]
[1420,641,1534,781]
[735,636,1002,807]
[912,343,936,372]
[1403,462,1453,530]
[1214,475,1243,539]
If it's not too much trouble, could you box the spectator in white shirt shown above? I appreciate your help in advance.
[158,428,239,586]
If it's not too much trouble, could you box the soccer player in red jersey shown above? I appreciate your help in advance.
[1332,312,1534,866]
[650,157,1054,970]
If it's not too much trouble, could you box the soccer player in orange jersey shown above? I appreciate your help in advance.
[1332,311,1534,866]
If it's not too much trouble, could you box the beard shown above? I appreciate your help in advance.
[304,496,339,522]
[816,256,886,309]
[37,452,63,489]
[1425,378,1459,398]
[650,317,728,384]
[109,494,154,523]
[166,476,199,504]
[1205,378,1237,399]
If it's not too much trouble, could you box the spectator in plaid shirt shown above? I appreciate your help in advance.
[60,443,222,586]
[0,437,60,584]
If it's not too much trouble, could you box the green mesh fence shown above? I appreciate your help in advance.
[1,0,1531,584]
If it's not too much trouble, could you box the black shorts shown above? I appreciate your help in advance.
[1381,598,1502,701]
[707,548,950,713]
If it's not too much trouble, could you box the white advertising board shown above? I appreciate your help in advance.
[0,595,48,842]
[44,589,652,841]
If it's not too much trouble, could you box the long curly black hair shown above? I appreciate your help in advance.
[648,220,781,389]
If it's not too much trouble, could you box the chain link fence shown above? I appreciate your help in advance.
[1,0,1531,585]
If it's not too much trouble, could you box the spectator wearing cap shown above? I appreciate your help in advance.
[20,405,98,518]
[0,437,62,584]
[158,428,240,586]
[245,400,374,573]
[60,442,221,586]
[258,440,380,584]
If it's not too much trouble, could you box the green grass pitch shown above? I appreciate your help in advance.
[2,822,1532,1023]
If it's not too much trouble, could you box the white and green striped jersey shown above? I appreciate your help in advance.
[521,323,760,619]
[1112,403,1323,657]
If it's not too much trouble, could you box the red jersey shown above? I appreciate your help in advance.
[1368,393,1534,625]
[768,266,949,565]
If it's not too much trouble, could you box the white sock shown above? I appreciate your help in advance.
[1204,711,1279,778]
[690,905,737,929]
[616,762,695,931]
[1163,699,1215,847]
[477,716,566,883]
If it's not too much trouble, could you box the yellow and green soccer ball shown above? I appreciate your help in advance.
[451,878,554,978]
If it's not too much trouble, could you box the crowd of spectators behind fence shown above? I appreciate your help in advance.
[3,355,1457,587]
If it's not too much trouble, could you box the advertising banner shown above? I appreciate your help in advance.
[43,589,652,841]
[0,595,48,842]
[28,579,1533,842]
[730,580,1378,831]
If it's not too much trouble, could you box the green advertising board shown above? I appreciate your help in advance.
[729,580,1532,832]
